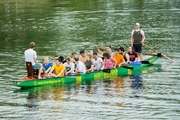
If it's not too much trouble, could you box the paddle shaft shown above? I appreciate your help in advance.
[143,44,174,62]
[143,44,159,53]
[161,54,175,62]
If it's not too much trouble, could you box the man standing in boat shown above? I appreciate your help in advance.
[24,42,43,79]
[130,23,145,61]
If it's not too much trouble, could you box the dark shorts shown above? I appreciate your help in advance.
[133,44,142,53]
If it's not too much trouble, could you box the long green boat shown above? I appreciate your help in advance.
[14,54,160,88]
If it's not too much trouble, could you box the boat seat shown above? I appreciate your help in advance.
[25,62,39,78]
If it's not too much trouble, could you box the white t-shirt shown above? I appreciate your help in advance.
[77,61,86,74]
[131,29,144,35]
[93,57,103,70]
[64,62,74,73]
[110,52,114,57]
[24,49,37,66]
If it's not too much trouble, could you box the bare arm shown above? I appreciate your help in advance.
[134,57,138,62]
[141,34,145,43]
[45,67,51,74]
[56,70,65,77]
[87,64,94,72]
[75,68,79,73]
[126,54,130,63]
[99,61,103,70]
[34,58,37,63]
[66,65,73,75]
[130,35,134,47]
[118,60,125,67]
[76,64,84,73]
[48,67,54,76]
[112,58,117,68]
[102,61,105,68]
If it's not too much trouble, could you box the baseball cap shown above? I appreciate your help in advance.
[135,23,140,26]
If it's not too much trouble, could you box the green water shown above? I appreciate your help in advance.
[0,0,180,119]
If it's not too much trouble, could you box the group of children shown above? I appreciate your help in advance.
[42,45,138,78]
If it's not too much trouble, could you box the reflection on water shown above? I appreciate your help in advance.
[22,76,142,108]
[0,0,180,119]
[130,74,142,98]
[25,93,39,118]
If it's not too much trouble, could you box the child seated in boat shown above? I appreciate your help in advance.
[48,58,65,77]
[85,54,94,73]
[42,57,53,77]
[103,52,116,69]
[74,56,86,74]
[64,57,74,75]
[128,46,138,62]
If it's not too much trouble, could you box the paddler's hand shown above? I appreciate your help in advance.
[55,75,59,77]
[140,40,144,44]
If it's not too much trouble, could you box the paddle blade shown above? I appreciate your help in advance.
[140,61,150,64]
[103,69,111,73]
[122,66,134,70]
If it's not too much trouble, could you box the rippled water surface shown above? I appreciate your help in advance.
[0,0,180,119]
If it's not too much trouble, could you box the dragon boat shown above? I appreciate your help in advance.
[14,54,160,88]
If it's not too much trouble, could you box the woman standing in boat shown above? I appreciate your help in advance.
[128,46,138,62]
[48,58,65,77]
[103,52,116,69]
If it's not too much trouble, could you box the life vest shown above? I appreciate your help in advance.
[133,29,142,44]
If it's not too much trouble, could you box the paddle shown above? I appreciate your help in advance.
[122,66,134,70]
[140,61,150,64]
[102,69,111,73]
[143,44,174,62]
